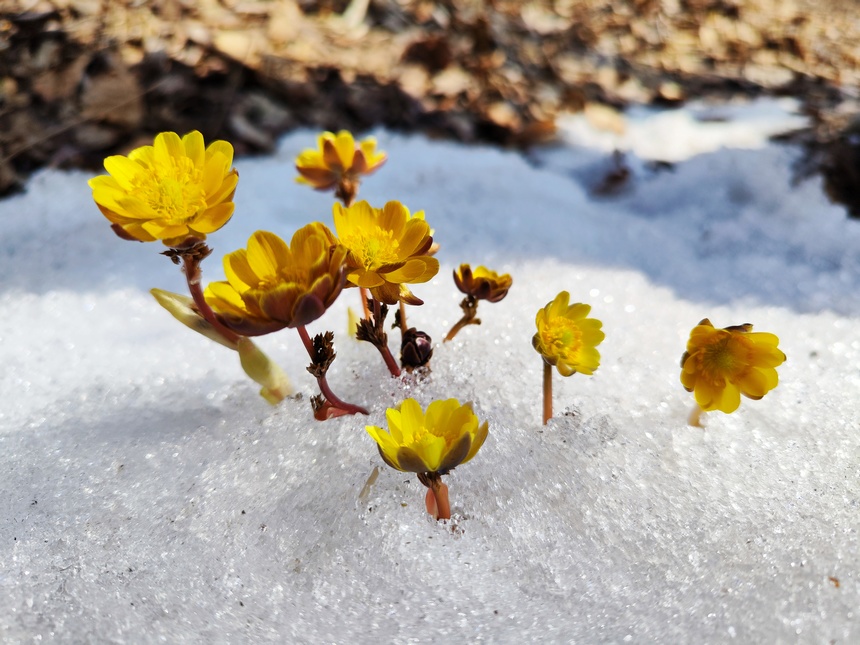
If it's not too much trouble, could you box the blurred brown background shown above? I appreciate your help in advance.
[2,0,859,208]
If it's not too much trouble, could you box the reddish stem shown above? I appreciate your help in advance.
[182,253,242,346]
[434,482,451,520]
[359,287,371,320]
[373,299,401,377]
[297,325,368,416]
[424,481,451,520]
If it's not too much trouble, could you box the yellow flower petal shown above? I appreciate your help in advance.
[334,130,357,169]
[103,155,142,191]
[182,130,205,170]
[224,249,258,290]
[191,202,234,235]
[398,399,425,442]
[247,231,288,278]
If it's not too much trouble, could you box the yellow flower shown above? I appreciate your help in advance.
[89,131,238,247]
[366,398,488,474]
[333,200,439,305]
[680,318,786,414]
[204,223,346,336]
[454,264,513,303]
[295,130,386,191]
[532,291,605,376]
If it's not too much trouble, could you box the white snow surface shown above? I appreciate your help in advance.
[1,104,859,643]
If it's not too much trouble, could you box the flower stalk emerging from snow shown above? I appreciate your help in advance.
[680,318,786,426]
[295,130,386,206]
[532,291,605,425]
[89,131,238,247]
[444,264,513,342]
[366,398,488,520]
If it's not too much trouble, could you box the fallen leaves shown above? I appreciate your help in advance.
[0,0,858,207]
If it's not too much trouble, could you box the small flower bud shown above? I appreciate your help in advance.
[400,328,433,372]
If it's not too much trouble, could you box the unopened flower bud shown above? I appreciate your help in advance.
[400,328,433,372]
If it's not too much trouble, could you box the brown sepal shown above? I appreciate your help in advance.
[110,223,144,243]
[306,330,336,378]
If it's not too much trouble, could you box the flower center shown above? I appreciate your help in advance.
[343,228,400,270]
[411,423,457,450]
[701,335,751,383]
[255,267,310,292]
[541,318,582,361]
[136,157,207,224]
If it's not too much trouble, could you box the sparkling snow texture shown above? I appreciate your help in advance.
[1,104,858,643]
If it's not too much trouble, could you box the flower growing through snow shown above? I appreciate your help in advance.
[366,398,489,520]
[295,130,386,205]
[445,264,513,342]
[681,318,786,425]
[89,131,238,247]
[334,200,438,377]
[532,291,605,424]
[204,224,346,336]
[533,291,604,377]
[204,224,366,418]
[334,200,439,306]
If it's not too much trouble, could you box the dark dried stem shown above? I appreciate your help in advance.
[297,325,368,416]
[444,295,481,342]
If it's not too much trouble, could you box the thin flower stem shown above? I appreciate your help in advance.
[419,474,451,521]
[297,324,315,354]
[432,480,451,520]
[297,325,368,416]
[359,287,371,319]
[181,253,242,346]
[424,487,437,518]
[373,299,401,377]
[443,296,480,342]
[542,362,553,425]
[399,300,408,334]
[688,404,706,428]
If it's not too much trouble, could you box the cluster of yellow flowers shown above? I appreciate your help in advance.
[90,128,786,522]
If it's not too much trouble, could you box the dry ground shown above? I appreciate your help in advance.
[1,0,859,210]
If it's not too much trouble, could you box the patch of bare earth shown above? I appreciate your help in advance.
[1,0,859,211]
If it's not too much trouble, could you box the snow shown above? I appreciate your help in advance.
[1,100,858,643]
